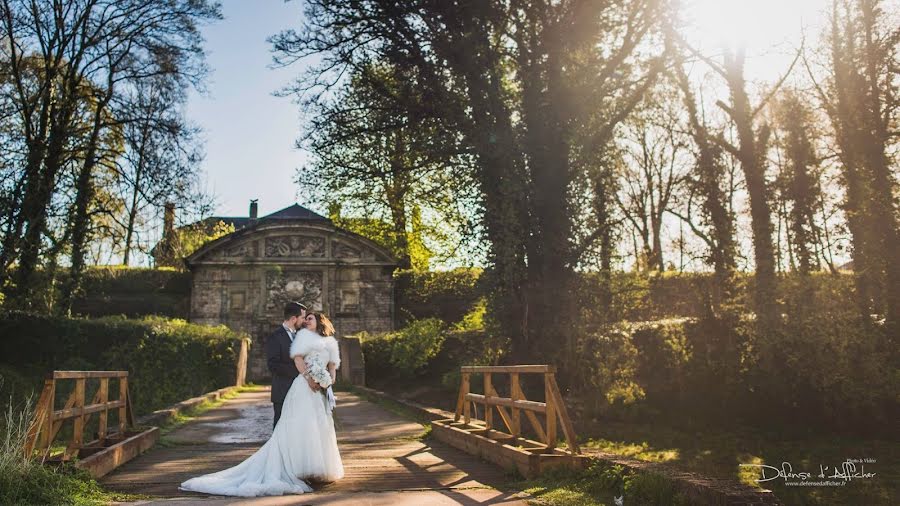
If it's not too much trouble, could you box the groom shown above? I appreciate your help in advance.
[266,301,307,429]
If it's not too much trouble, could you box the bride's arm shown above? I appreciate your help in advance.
[293,355,320,391]
[327,362,337,383]
[293,355,309,376]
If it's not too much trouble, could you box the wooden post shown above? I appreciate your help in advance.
[98,378,109,440]
[68,378,86,459]
[484,373,493,430]
[544,373,557,449]
[512,379,546,442]
[235,338,249,387]
[25,379,54,456]
[118,376,128,434]
[454,372,470,422]
[510,373,521,437]
[547,375,580,453]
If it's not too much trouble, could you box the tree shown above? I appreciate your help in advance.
[113,77,203,267]
[810,0,900,328]
[0,0,219,310]
[298,62,475,272]
[276,0,670,363]
[772,88,823,275]
[615,89,688,272]
[672,58,738,303]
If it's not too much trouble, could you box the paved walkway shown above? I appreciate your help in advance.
[103,388,528,505]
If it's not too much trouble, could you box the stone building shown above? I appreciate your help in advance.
[184,201,396,382]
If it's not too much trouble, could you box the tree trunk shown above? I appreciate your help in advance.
[430,3,530,360]
[722,49,778,330]
[62,88,113,314]
[675,64,737,302]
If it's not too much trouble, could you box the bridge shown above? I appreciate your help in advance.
[100,387,528,505]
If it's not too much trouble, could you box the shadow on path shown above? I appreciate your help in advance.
[103,388,527,505]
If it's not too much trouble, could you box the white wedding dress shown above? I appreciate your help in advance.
[179,329,344,497]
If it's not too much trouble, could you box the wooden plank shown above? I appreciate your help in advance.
[51,400,126,421]
[460,365,556,374]
[67,378,86,459]
[510,373,521,437]
[465,393,547,413]
[75,427,159,479]
[511,381,546,442]
[98,378,109,440]
[454,373,469,422]
[45,389,77,460]
[544,373,557,449]
[547,374,580,454]
[235,338,249,387]
[25,379,53,456]
[52,371,127,379]
[125,382,136,428]
[485,382,515,435]
[119,377,128,434]
[483,373,493,430]
[79,385,105,433]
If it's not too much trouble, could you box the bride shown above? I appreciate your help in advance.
[179,312,344,497]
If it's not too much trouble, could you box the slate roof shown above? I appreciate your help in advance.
[201,204,331,232]
[261,204,330,221]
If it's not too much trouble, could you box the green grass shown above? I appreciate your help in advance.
[508,460,694,506]
[0,394,147,505]
[0,384,262,504]
[581,420,897,506]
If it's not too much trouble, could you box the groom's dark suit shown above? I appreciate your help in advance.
[266,325,299,428]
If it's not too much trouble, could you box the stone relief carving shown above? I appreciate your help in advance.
[333,242,361,259]
[222,241,255,257]
[265,236,325,258]
[265,270,323,312]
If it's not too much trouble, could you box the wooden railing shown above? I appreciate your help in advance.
[454,365,580,454]
[25,371,135,461]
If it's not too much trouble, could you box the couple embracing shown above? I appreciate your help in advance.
[179,301,344,497]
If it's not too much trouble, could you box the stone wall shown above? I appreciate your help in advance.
[188,221,395,382]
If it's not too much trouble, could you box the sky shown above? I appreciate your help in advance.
[186,0,311,220]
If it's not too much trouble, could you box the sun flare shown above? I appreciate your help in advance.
[683,0,831,80]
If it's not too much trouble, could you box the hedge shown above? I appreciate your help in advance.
[394,268,483,324]
[0,311,245,417]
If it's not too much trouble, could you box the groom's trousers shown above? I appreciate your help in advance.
[273,402,284,429]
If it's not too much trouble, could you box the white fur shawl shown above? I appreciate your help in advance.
[289,328,340,368]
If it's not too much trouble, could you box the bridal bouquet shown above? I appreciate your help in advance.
[305,355,333,389]
[305,355,337,411]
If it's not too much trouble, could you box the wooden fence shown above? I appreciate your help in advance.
[25,371,133,460]
[433,365,588,478]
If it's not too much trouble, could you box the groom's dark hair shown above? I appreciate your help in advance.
[283,301,307,319]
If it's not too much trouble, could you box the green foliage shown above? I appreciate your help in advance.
[70,266,190,318]
[387,318,446,373]
[395,268,482,325]
[153,219,234,269]
[452,296,487,332]
[570,306,896,435]
[176,219,235,260]
[513,460,689,506]
[0,311,246,417]
[359,318,446,381]
[0,266,191,318]
[0,396,131,505]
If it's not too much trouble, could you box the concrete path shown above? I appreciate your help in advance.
[103,388,528,505]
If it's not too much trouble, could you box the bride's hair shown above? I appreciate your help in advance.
[309,312,335,337]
